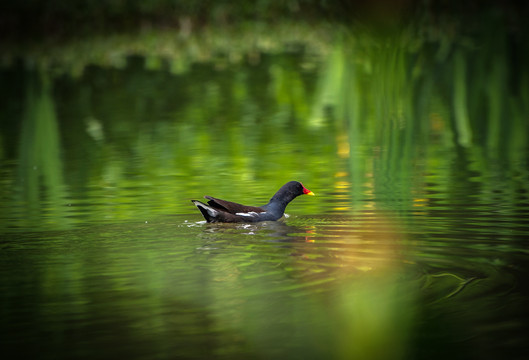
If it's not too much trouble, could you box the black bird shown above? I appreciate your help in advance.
[191,181,315,223]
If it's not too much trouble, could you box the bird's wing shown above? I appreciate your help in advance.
[204,196,265,215]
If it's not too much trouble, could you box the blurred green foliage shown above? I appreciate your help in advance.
[2,0,527,42]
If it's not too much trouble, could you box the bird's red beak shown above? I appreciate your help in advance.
[302,184,315,196]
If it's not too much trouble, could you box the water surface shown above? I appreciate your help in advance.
[1,28,529,359]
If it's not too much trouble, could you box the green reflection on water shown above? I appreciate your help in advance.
[1,219,420,360]
[1,21,528,231]
[15,70,70,229]
[311,27,528,215]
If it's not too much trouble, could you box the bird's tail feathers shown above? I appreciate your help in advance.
[191,200,218,222]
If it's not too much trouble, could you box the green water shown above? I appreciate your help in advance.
[1,25,529,359]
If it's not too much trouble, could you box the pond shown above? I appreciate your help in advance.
[1,26,529,359]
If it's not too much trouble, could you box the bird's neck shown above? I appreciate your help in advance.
[263,193,296,214]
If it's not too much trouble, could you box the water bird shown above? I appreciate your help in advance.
[191,181,315,223]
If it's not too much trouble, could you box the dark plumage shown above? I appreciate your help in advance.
[191,181,315,223]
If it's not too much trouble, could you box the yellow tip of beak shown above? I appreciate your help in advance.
[306,191,315,196]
